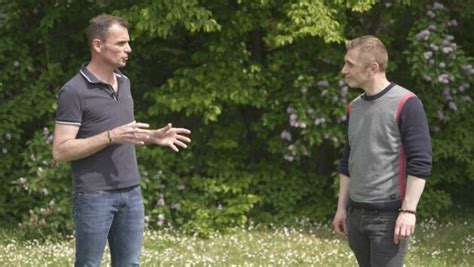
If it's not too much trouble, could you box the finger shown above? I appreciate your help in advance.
[176,135,191,143]
[134,129,152,135]
[133,122,150,129]
[174,140,187,149]
[169,143,179,152]
[336,225,346,238]
[172,128,191,134]
[394,227,400,244]
[123,138,145,145]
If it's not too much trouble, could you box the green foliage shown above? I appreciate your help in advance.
[404,2,474,211]
[0,0,472,239]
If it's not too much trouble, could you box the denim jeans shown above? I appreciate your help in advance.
[73,185,144,267]
[346,206,408,267]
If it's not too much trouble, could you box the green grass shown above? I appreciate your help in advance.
[1,218,473,266]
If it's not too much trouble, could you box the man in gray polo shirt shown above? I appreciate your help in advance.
[52,14,191,266]
[332,35,432,266]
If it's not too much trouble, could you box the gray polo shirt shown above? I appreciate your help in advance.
[56,64,140,192]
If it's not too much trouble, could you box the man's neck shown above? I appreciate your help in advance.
[86,60,116,86]
[363,75,390,96]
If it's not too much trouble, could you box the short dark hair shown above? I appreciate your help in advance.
[86,14,128,46]
[346,35,388,72]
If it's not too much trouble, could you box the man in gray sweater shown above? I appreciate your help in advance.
[332,35,432,267]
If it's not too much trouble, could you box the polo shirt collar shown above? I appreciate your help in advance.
[79,63,126,85]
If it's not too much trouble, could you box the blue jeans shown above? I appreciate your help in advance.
[73,185,144,267]
[346,206,408,267]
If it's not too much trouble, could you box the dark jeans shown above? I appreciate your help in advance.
[346,206,408,267]
[73,185,144,267]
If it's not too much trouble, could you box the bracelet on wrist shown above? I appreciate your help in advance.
[107,130,112,144]
[398,208,416,215]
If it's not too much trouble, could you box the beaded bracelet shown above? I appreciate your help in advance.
[398,208,416,215]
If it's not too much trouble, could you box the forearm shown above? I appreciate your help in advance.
[336,174,350,211]
[401,175,426,211]
[53,131,110,163]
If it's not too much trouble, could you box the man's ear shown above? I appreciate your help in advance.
[91,38,102,53]
[369,62,380,75]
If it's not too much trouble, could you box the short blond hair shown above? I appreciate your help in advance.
[346,35,388,72]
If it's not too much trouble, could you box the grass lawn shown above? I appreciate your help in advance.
[1,217,472,266]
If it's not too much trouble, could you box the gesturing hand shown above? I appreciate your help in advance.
[150,123,191,152]
[110,121,150,145]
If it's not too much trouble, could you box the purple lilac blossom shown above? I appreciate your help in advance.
[426,10,436,18]
[436,110,445,120]
[424,51,433,59]
[280,130,292,141]
[438,74,450,84]
[416,30,430,41]
[448,102,458,111]
[317,80,330,88]
[314,117,325,126]
[442,47,454,54]
[430,44,439,51]
[433,2,444,10]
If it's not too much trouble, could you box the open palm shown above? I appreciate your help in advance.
[151,123,191,152]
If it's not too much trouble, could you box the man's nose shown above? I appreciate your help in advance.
[125,43,132,53]
[341,65,348,75]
